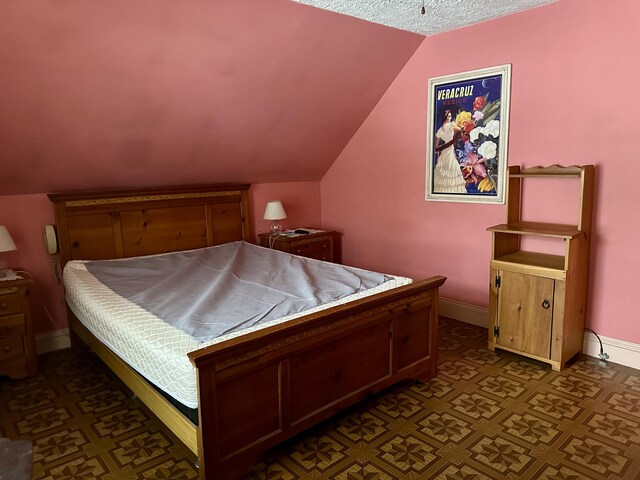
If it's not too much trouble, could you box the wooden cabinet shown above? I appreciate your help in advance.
[259,230,335,262]
[0,273,37,379]
[487,165,594,371]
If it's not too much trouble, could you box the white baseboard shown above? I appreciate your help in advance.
[36,328,70,354]
[440,298,488,327]
[583,332,640,370]
[440,297,640,370]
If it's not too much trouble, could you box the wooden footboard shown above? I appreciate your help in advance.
[189,275,445,480]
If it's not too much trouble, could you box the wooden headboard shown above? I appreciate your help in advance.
[48,184,251,267]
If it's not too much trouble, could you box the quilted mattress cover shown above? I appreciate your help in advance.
[64,242,412,409]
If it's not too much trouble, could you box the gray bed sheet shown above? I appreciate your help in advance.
[85,241,389,342]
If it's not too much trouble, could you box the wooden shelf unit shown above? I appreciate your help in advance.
[487,164,595,371]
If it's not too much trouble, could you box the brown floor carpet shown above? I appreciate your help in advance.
[1,318,640,479]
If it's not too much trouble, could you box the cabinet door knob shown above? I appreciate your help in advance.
[2,346,11,353]
[541,299,550,309]
[0,303,7,310]
[3,325,14,332]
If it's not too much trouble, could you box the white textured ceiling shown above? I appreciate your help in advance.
[292,0,556,36]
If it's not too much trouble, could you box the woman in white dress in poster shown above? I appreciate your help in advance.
[433,110,466,193]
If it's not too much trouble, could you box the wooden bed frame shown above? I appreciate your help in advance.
[48,184,446,480]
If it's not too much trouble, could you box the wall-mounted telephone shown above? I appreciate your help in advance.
[43,224,60,283]
[43,224,58,254]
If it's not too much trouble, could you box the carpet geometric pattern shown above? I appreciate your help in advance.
[2,318,640,479]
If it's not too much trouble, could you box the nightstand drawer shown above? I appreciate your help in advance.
[290,238,332,260]
[259,230,337,263]
[0,336,24,361]
[0,294,21,316]
[0,314,26,337]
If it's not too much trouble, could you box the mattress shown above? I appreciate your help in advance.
[64,241,412,409]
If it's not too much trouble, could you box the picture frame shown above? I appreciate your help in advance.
[425,64,511,203]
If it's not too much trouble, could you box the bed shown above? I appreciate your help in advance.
[49,184,446,480]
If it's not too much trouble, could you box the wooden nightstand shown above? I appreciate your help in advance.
[259,230,335,262]
[0,272,37,379]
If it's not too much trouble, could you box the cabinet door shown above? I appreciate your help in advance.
[497,270,554,359]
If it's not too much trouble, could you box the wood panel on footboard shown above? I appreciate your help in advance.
[189,276,445,480]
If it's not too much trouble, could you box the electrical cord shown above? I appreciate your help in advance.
[268,233,285,249]
[584,327,609,361]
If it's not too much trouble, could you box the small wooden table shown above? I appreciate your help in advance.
[0,272,37,379]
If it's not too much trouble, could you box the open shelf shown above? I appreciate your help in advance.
[492,251,566,272]
[487,221,583,239]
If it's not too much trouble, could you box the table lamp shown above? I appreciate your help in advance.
[0,225,17,279]
[263,200,287,234]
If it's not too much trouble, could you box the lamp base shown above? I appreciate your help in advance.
[270,221,283,234]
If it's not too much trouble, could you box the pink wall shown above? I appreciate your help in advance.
[250,182,322,237]
[321,0,640,343]
[0,181,320,334]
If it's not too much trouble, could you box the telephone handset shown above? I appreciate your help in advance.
[43,224,58,254]
[43,224,60,283]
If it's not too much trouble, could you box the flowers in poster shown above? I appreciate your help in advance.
[454,96,502,194]
[478,141,497,160]
[460,152,486,183]
[473,96,486,111]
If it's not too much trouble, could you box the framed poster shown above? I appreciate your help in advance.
[425,64,511,203]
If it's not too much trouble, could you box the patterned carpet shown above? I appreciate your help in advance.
[1,318,640,479]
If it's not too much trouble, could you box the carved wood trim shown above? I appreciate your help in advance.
[64,190,244,207]
[517,165,587,176]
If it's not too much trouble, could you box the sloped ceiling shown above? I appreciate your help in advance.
[0,0,423,195]
[0,0,556,196]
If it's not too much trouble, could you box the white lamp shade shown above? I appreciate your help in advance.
[0,226,17,253]
[263,200,287,220]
